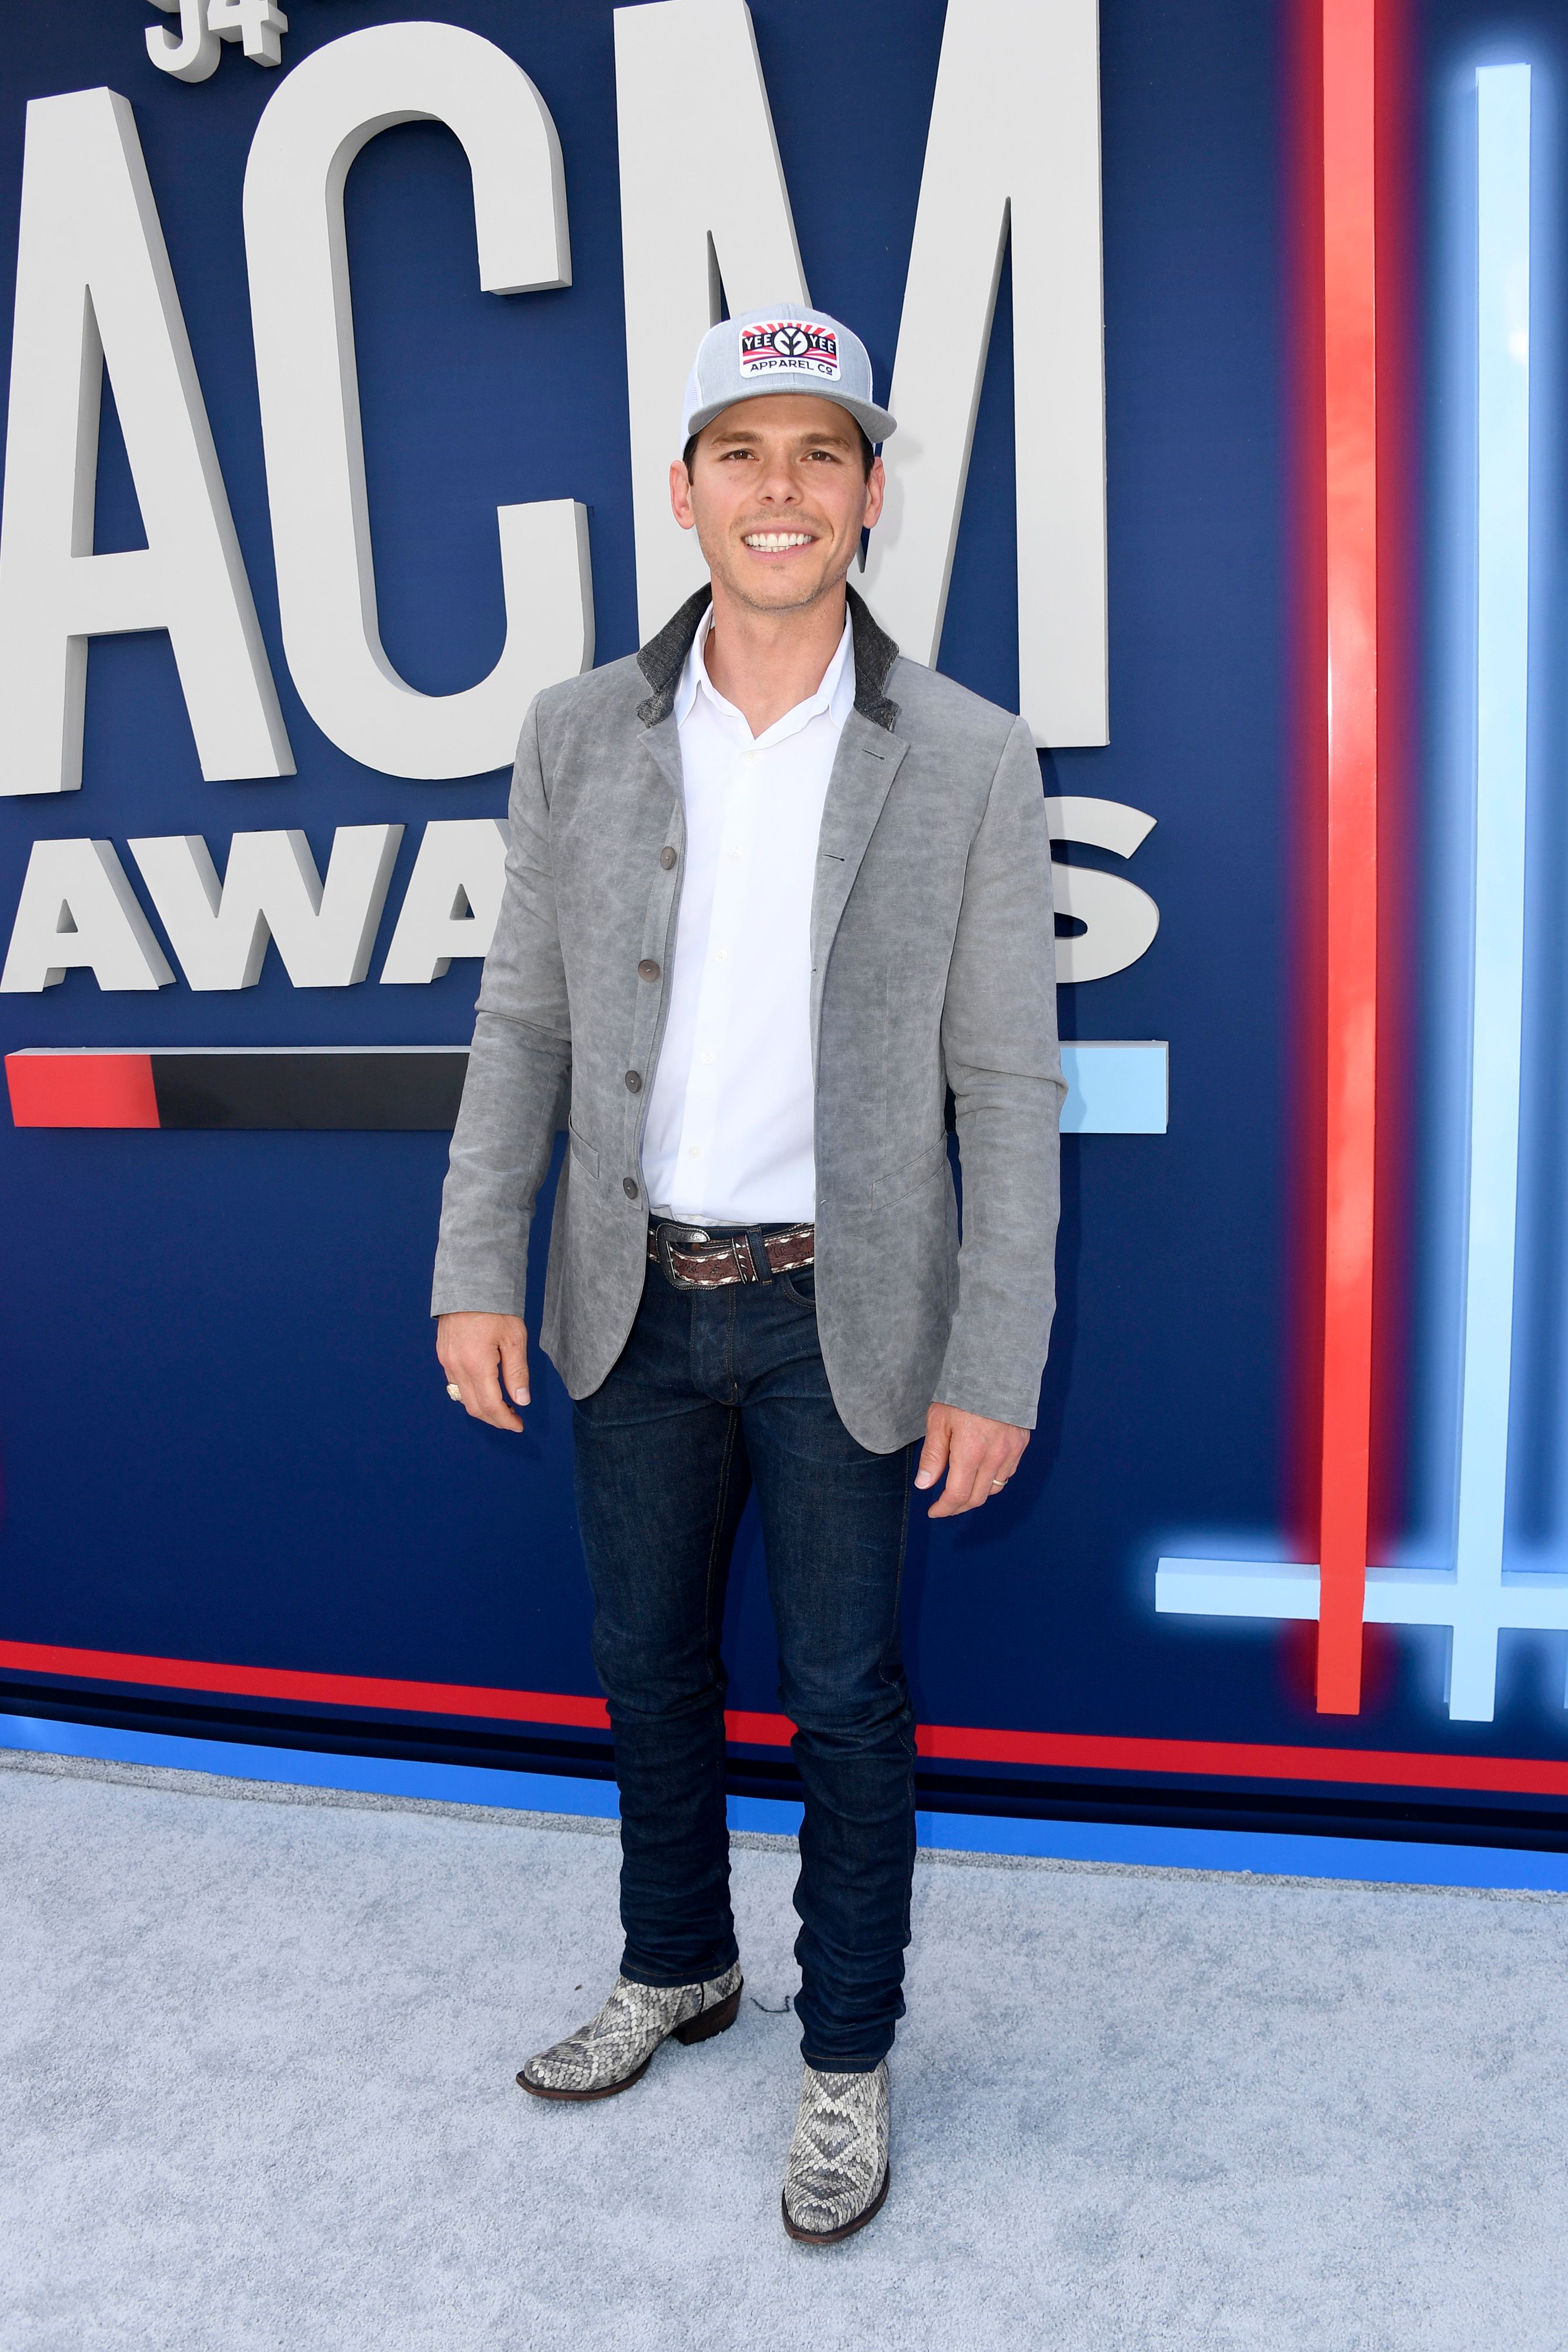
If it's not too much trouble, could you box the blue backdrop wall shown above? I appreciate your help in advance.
[4,0,1567,1855]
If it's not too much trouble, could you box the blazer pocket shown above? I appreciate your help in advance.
[871,1133,951,1210]
[567,1121,600,1181]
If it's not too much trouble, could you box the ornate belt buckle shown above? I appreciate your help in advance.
[657,1222,711,1291]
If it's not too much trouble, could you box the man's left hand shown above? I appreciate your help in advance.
[914,1405,1029,1518]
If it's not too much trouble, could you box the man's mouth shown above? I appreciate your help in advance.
[742,530,816,551]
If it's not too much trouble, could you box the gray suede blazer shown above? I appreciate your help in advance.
[432,587,1064,1454]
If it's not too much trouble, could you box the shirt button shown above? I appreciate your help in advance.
[688,1148,700,1158]
[660,847,677,870]
[624,1070,642,1093]
[701,1052,714,1066]
[623,1176,639,1199]
[637,958,660,981]
[716,948,729,963]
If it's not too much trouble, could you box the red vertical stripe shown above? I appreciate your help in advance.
[1316,0,1380,1712]
[5,1053,160,1129]
[1368,0,1413,1603]
[1283,0,1329,1593]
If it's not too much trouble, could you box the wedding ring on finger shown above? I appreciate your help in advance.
[990,1477,1009,1489]
[445,1382,463,1401]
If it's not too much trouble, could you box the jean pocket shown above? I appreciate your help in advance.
[774,1263,817,1308]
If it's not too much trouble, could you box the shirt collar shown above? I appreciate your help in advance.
[674,603,856,743]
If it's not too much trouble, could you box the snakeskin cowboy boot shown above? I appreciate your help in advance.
[516,1963,743,2102]
[781,2059,891,2243]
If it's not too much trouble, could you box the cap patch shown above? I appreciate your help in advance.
[738,320,841,380]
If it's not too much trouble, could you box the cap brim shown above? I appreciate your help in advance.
[684,386,897,446]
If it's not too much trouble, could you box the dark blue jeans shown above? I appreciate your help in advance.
[571,1241,917,2073]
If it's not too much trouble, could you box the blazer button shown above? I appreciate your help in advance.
[623,1176,639,1199]
[637,958,660,981]
[660,846,677,870]
[624,1070,643,1093]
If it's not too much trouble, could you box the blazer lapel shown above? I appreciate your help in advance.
[810,710,908,1047]
[639,710,685,807]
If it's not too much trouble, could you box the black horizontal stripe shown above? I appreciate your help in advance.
[150,1050,469,1131]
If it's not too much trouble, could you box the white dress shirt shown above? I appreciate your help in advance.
[641,604,855,1224]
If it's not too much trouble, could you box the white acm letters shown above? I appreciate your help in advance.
[0,838,174,990]
[0,803,1158,991]
[129,826,403,988]
[864,0,1108,747]
[1045,797,1157,983]
[243,24,593,781]
[614,0,808,636]
[380,818,508,982]
[0,19,1129,993]
[0,88,294,797]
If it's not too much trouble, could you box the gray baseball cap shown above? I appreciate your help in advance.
[681,306,896,448]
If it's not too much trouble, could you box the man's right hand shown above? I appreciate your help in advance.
[436,1312,530,1432]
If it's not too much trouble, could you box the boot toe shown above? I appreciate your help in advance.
[781,2163,891,2244]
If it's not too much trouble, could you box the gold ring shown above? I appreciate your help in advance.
[446,1382,463,1401]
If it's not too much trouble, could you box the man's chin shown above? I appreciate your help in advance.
[717,561,844,617]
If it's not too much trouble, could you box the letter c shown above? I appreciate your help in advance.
[243,23,593,780]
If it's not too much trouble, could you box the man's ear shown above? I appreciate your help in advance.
[861,455,886,534]
[670,457,697,533]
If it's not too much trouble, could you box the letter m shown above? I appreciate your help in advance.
[615,0,1107,750]
[864,0,1106,747]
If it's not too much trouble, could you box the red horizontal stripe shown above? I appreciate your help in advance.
[911,1722,1568,1798]
[6,1053,159,1129]
[724,1708,794,1746]
[4,1638,1568,1800]
[0,1639,610,1729]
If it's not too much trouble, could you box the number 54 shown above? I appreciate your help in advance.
[146,0,288,81]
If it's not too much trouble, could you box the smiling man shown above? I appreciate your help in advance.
[432,309,1064,2244]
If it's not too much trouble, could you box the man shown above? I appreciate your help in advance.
[433,307,1062,2245]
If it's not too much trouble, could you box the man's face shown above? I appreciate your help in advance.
[669,395,885,616]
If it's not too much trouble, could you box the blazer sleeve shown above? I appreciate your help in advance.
[933,714,1065,1428]
[430,696,573,1318]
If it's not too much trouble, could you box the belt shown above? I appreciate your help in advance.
[649,1220,815,1292]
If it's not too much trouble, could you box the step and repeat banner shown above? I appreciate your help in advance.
[2,0,1566,1851]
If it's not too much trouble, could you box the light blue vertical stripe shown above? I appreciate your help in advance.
[1451,65,1532,1720]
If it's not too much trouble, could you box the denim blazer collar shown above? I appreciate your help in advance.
[634,582,900,731]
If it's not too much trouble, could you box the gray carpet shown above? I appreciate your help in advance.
[4,1753,1567,2352]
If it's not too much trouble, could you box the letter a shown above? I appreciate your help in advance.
[0,88,293,796]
